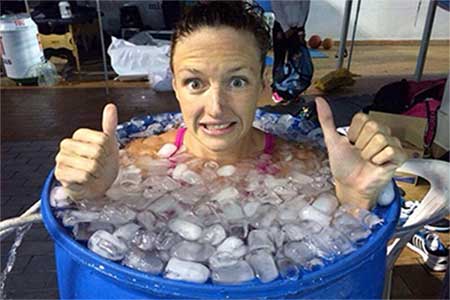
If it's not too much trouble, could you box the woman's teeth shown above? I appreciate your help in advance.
[206,123,231,129]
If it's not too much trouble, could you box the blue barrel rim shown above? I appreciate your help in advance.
[41,168,401,299]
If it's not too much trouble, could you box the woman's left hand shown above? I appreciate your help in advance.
[315,97,408,209]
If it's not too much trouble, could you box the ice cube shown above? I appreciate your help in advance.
[50,186,72,208]
[211,187,240,204]
[155,229,183,251]
[208,251,238,269]
[253,187,283,205]
[276,257,300,280]
[217,165,236,177]
[168,218,203,241]
[282,223,307,241]
[332,212,371,243]
[312,193,339,215]
[157,143,178,158]
[99,204,137,225]
[288,172,314,185]
[132,229,157,251]
[164,258,210,284]
[248,229,275,253]
[298,205,332,227]
[221,201,245,221]
[172,163,188,180]
[136,210,157,230]
[211,260,255,284]
[88,230,128,261]
[243,201,261,218]
[217,237,247,258]
[170,241,215,262]
[62,210,100,227]
[123,248,164,274]
[113,223,141,242]
[251,204,278,228]
[199,224,227,246]
[246,250,279,283]
[283,241,316,266]
[311,227,355,258]
[268,225,285,249]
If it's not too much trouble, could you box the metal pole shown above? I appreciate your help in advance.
[96,0,109,95]
[336,0,353,69]
[415,0,438,81]
[347,0,362,70]
[24,0,31,15]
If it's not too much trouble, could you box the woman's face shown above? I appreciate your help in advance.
[172,26,268,154]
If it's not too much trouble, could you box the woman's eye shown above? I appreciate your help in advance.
[186,79,202,90]
[230,78,247,88]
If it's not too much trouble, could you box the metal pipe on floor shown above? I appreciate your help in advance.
[96,0,109,95]
[415,0,438,81]
[336,0,353,69]
[347,0,362,70]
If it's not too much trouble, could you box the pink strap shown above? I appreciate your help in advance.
[263,133,275,154]
[174,127,187,149]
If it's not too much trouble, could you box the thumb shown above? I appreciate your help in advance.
[315,97,339,145]
[102,103,118,138]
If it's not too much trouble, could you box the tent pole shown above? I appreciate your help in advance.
[96,0,110,96]
[415,0,438,81]
[336,0,353,69]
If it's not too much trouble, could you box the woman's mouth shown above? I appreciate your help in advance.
[200,122,237,136]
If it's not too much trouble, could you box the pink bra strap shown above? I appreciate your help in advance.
[264,133,275,154]
[174,127,187,149]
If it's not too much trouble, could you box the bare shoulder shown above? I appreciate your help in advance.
[125,129,178,157]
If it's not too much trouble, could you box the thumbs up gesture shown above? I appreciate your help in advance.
[315,97,407,209]
[55,104,120,200]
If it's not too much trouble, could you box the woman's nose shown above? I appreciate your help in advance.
[206,87,226,117]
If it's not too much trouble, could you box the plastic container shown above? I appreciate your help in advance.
[0,14,44,82]
[41,112,401,299]
[41,171,400,299]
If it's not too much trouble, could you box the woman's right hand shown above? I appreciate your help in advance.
[55,104,120,200]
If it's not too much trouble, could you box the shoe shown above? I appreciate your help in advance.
[399,200,419,226]
[425,218,450,233]
[407,230,449,272]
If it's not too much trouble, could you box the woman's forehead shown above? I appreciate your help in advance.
[173,26,260,74]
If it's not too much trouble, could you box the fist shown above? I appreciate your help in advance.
[55,104,120,200]
[316,97,408,209]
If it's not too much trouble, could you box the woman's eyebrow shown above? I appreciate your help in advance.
[226,66,252,74]
[177,68,203,75]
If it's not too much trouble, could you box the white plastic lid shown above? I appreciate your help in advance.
[0,14,36,32]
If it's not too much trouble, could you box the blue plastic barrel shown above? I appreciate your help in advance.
[42,112,400,299]
[41,171,400,299]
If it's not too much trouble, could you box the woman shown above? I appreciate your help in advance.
[55,1,407,210]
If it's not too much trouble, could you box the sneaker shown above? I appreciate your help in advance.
[399,200,419,225]
[407,230,449,272]
[425,218,450,233]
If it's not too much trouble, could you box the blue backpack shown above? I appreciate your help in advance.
[272,44,314,101]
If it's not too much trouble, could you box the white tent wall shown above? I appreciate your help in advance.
[306,0,449,40]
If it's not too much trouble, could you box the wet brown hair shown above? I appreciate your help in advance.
[170,1,271,77]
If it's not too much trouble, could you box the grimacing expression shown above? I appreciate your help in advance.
[172,26,268,153]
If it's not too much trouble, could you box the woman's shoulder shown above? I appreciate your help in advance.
[125,129,178,157]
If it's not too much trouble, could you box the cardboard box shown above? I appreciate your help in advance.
[369,111,427,185]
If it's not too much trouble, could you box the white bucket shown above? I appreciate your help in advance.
[0,14,44,80]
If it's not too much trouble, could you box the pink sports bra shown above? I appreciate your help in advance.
[174,127,275,155]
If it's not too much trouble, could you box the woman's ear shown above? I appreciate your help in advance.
[172,78,180,102]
